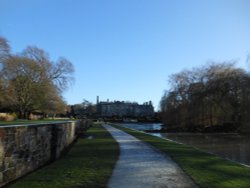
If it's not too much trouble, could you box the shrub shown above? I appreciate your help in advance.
[0,113,15,121]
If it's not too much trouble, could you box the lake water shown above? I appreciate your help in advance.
[120,123,250,166]
[121,123,163,131]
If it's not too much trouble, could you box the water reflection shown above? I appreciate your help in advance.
[120,123,250,166]
[121,123,163,131]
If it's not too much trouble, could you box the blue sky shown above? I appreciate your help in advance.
[1,0,250,110]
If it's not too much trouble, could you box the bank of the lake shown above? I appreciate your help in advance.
[114,124,250,188]
[153,132,250,167]
[121,123,250,167]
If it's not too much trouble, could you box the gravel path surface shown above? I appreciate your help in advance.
[103,124,197,188]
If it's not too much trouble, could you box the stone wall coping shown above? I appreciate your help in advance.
[0,120,78,128]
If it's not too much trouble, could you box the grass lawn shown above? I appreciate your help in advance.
[0,119,72,126]
[112,124,250,188]
[7,123,119,188]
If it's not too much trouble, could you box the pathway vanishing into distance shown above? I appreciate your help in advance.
[103,124,197,188]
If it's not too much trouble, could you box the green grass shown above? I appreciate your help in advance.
[0,119,72,126]
[8,124,119,188]
[112,124,250,188]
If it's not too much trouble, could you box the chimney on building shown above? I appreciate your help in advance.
[96,96,99,104]
[149,101,152,106]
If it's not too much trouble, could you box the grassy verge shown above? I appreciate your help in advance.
[0,119,72,126]
[8,123,119,188]
[112,124,250,188]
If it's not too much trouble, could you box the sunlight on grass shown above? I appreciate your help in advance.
[113,124,250,188]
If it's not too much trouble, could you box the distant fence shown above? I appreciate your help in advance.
[0,121,82,187]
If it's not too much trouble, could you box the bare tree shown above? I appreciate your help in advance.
[0,36,10,62]
[50,57,74,90]
[0,42,74,118]
[161,62,250,132]
[22,46,74,90]
[0,36,10,106]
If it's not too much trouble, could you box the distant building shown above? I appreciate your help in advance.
[96,98,154,118]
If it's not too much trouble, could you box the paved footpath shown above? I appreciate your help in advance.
[103,124,197,188]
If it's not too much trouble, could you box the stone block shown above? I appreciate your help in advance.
[5,146,14,157]
[4,157,11,169]
[0,129,6,138]
[3,167,16,182]
[0,172,3,183]
[0,162,4,171]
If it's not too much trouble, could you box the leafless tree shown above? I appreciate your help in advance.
[0,36,10,62]
[161,62,250,132]
[0,37,74,119]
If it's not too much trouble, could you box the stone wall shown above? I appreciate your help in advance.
[0,121,79,186]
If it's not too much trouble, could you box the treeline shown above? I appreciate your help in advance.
[70,100,96,119]
[0,36,74,119]
[160,62,250,133]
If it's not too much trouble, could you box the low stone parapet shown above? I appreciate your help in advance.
[0,121,79,186]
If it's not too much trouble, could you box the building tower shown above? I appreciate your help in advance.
[96,96,99,104]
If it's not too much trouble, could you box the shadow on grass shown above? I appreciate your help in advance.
[7,124,119,188]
